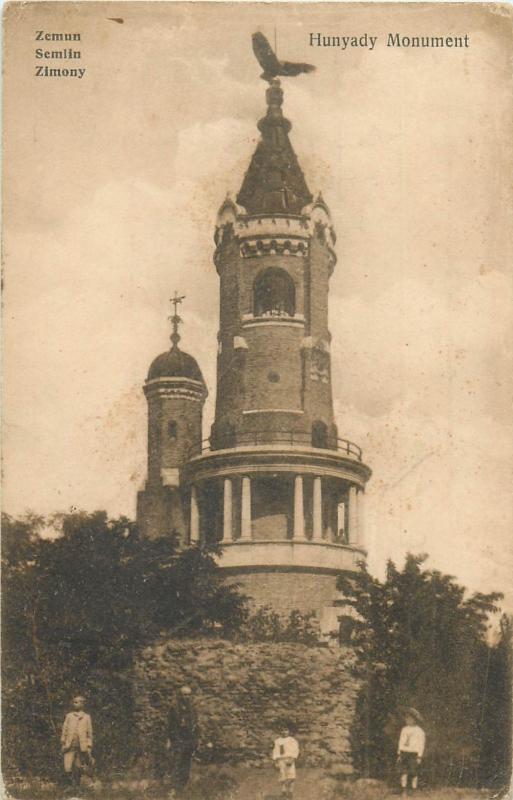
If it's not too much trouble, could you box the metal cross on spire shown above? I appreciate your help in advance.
[169,291,186,348]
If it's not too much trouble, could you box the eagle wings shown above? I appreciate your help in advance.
[252,32,316,81]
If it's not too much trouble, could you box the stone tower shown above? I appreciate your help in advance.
[137,294,207,541]
[138,79,371,620]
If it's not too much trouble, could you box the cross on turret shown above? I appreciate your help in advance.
[169,291,186,348]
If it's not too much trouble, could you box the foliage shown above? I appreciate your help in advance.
[3,511,509,792]
[476,614,512,793]
[337,554,507,789]
[1,510,247,778]
[237,606,320,645]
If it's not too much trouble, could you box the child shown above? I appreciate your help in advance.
[61,695,93,789]
[272,724,299,799]
[397,708,425,796]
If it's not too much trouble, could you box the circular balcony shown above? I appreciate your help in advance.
[181,430,371,561]
[188,431,363,461]
[183,430,370,491]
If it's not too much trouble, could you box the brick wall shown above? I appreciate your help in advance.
[132,637,359,768]
[225,571,340,614]
[213,230,337,441]
[244,324,304,413]
[251,476,292,540]
[308,234,331,340]
[303,233,335,427]
[215,234,243,431]
[147,395,203,482]
[137,486,186,541]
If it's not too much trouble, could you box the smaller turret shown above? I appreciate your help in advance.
[216,194,238,228]
[137,293,207,541]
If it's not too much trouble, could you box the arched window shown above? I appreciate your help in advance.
[312,420,328,449]
[253,268,295,318]
[168,420,178,440]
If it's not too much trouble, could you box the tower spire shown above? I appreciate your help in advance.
[169,291,185,349]
[236,79,312,215]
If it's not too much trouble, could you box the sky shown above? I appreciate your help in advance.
[3,2,513,609]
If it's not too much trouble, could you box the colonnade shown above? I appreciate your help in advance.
[189,475,364,546]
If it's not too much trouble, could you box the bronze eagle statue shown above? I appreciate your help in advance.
[252,32,316,82]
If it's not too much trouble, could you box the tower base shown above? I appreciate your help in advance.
[136,486,186,542]
[224,568,341,615]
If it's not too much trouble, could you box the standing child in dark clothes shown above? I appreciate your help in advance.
[166,686,198,798]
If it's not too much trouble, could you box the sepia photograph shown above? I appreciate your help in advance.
[2,3,513,799]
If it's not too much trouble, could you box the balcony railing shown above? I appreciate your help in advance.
[188,431,363,461]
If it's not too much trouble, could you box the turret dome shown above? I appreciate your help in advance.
[147,346,206,384]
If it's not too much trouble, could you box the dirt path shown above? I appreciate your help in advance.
[222,769,492,800]
[227,766,329,800]
[4,769,495,800]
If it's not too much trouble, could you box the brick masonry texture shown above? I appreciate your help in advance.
[132,637,359,768]
[226,571,341,614]
[147,395,203,482]
[213,232,336,440]
[244,325,304,412]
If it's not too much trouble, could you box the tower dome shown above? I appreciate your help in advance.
[147,347,206,384]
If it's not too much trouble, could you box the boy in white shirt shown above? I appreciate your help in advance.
[272,724,299,799]
[397,708,425,796]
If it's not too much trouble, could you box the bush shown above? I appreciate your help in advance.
[237,607,320,645]
[1,511,247,778]
[338,554,507,789]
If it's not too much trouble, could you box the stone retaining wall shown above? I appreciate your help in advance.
[132,637,359,769]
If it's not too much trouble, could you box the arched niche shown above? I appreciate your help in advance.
[253,268,296,318]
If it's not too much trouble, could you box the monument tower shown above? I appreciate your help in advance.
[137,36,372,618]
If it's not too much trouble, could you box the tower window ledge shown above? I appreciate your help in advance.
[222,539,362,550]
[241,314,305,329]
[242,408,304,415]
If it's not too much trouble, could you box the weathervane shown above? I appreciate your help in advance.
[252,31,315,83]
[169,291,185,348]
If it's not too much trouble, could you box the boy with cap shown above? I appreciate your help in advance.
[397,708,425,795]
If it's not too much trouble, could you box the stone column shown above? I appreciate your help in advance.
[293,475,305,540]
[222,478,233,542]
[348,485,358,545]
[313,476,323,540]
[241,476,252,540]
[357,489,365,548]
[190,485,200,544]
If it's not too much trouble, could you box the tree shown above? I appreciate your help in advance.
[338,554,504,788]
[2,511,247,777]
[477,614,512,792]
